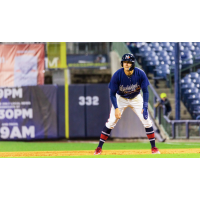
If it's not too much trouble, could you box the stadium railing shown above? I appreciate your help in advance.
[149,84,200,139]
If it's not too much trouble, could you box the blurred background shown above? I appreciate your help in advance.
[0,42,200,141]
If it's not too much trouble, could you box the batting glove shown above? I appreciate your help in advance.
[143,107,148,120]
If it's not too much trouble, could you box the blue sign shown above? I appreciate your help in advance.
[0,85,58,140]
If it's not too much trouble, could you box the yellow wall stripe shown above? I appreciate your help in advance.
[64,69,69,139]
[60,42,67,69]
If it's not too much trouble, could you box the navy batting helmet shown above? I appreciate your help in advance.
[121,53,135,71]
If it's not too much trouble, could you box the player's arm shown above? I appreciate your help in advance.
[109,71,121,119]
[110,90,121,119]
[154,101,161,108]
[140,71,150,120]
[141,86,149,120]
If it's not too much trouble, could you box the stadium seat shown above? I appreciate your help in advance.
[136,42,147,48]
[170,55,175,61]
[159,42,171,47]
[181,83,195,96]
[171,60,175,65]
[154,69,170,80]
[168,51,176,57]
[156,50,168,57]
[192,105,200,119]
[185,93,200,107]
[139,46,151,55]
[144,51,157,57]
[149,42,160,48]
[182,88,199,104]
[193,47,200,59]
[146,60,160,66]
[180,45,185,51]
[182,74,192,80]
[184,46,195,51]
[133,42,198,89]
[181,51,193,60]
[159,60,171,65]
[194,83,200,90]
[182,60,193,66]
[189,100,200,113]
[188,93,200,100]
[155,64,170,70]
[158,55,170,61]
[197,69,200,74]
[152,46,163,52]
[193,42,200,47]
[163,45,173,52]
[170,42,176,46]
[181,42,189,46]
[154,64,171,81]
[187,72,199,79]
[192,78,200,84]
[181,78,192,85]
[181,42,193,47]
[193,50,200,61]
[145,55,159,62]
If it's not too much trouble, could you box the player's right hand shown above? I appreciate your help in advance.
[115,108,121,119]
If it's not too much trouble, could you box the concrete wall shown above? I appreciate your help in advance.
[110,51,121,75]
[52,70,65,85]
[52,69,71,85]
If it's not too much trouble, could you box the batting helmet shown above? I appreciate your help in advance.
[121,53,135,71]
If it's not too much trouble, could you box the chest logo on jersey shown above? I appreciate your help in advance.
[119,82,141,94]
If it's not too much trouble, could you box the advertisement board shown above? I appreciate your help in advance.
[0,86,57,140]
[0,44,44,87]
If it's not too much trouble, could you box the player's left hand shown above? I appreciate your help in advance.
[142,107,148,120]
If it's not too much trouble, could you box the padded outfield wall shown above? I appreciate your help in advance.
[0,84,147,140]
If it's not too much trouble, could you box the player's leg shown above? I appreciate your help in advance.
[95,105,127,152]
[149,114,166,142]
[130,94,160,154]
[94,96,127,155]
[167,111,171,119]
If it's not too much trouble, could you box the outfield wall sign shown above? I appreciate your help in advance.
[0,86,58,140]
[0,44,45,87]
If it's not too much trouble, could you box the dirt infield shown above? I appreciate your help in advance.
[0,148,200,157]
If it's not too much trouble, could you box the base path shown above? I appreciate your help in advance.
[0,149,200,157]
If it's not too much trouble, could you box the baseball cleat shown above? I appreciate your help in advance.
[94,147,102,155]
[151,147,161,154]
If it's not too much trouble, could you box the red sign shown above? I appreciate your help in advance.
[0,44,45,87]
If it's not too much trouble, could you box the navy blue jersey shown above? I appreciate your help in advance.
[109,67,149,99]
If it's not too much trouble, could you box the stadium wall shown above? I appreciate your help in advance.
[0,84,148,140]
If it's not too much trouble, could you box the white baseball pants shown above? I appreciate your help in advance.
[106,94,153,129]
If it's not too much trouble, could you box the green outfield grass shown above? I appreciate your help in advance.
[0,141,200,158]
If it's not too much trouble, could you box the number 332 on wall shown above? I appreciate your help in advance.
[79,96,99,106]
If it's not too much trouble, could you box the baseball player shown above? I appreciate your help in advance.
[94,53,160,155]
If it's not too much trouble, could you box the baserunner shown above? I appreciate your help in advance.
[94,53,160,155]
